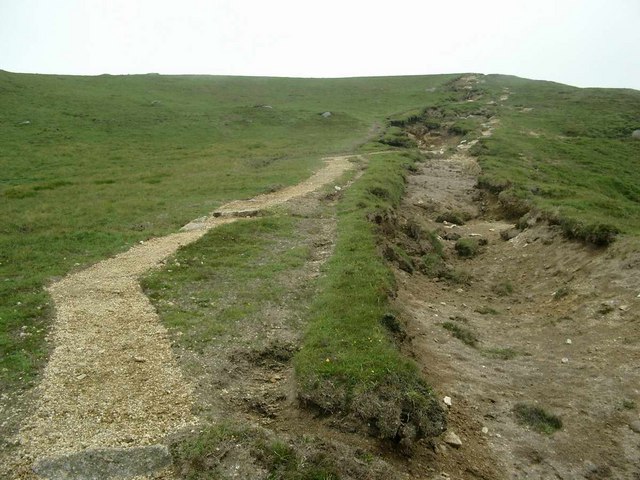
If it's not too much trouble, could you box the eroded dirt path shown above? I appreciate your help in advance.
[393,135,640,478]
[10,155,357,479]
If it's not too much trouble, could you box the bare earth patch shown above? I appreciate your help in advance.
[391,137,640,478]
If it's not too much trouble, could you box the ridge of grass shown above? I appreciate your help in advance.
[472,75,640,244]
[294,151,446,445]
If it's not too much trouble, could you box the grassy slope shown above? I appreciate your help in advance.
[0,70,454,387]
[475,75,640,238]
[294,151,446,441]
[2,71,638,450]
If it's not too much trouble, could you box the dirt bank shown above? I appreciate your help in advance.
[389,135,640,479]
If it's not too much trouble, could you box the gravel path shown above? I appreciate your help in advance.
[14,155,356,479]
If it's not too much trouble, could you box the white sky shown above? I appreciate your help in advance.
[1,0,639,89]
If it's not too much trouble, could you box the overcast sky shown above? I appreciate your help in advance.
[1,0,638,89]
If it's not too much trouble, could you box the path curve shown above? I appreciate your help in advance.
[16,154,357,479]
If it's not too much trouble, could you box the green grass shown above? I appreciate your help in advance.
[441,322,478,348]
[621,399,636,410]
[454,238,481,257]
[399,74,640,244]
[294,152,445,443]
[141,215,306,350]
[0,71,455,387]
[472,75,640,243]
[170,424,339,480]
[513,403,563,434]
[3,70,639,455]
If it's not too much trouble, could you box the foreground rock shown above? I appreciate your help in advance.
[33,445,170,480]
[442,431,463,448]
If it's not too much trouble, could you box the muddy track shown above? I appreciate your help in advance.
[8,154,357,479]
[393,132,640,478]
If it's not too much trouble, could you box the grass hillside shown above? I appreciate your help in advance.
[0,71,455,387]
[1,71,639,458]
[476,75,640,241]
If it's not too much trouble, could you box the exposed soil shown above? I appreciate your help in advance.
[389,130,640,478]
[161,161,500,480]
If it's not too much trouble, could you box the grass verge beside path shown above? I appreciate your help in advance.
[294,151,446,445]
[142,215,307,350]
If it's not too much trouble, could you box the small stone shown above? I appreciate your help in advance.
[434,443,447,455]
[620,305,630,312]
[133,356,146,363]
[629,420,640,433]
[565,339,572,345]
[481,426,489,434]
[76,374,87,381]
[561,357,569,364]
[334,185,342,191]
[442,431,462,448]
[33,445,171,478]
[632,129,640,140]
[443,396,452,407]
[584,461,598,474]
[321,111,332,118]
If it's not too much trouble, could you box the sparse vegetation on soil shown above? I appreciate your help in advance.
[384,74,640,478]
[170,424,341,480]
[441,322,478,348]
[454,238,481,257]
[513,403,563,434]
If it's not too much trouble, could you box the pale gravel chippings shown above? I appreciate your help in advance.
[212,154,357,217]
[12,155,356,479]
